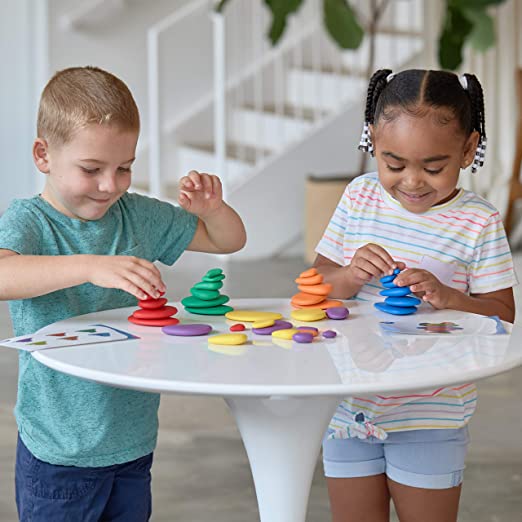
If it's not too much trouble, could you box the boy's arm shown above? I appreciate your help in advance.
[0,249,165,301]
[178,171,246,254]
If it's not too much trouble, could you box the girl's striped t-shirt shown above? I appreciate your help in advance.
[316,172,517,439]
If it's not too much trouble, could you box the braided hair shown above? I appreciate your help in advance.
[358,69,487,172]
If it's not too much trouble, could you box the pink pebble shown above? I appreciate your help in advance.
[323,330,337,338]
[292,332,313,343]
[230,323,246,332]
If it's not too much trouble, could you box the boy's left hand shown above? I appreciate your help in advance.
[178,170,224,218]
[394,268,453,309]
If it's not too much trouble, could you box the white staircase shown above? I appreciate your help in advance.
[132,0,426,258]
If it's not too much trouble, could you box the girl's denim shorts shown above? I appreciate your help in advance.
[322,427,469,489]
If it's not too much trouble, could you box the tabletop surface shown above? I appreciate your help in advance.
[33,298,522,397]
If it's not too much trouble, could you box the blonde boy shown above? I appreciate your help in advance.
[0,66,246,521]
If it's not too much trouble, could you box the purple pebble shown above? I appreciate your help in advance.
[162,324,212,336]
[292,332,313,343]
[322,330,337,339]
[253,320,293,335]
[326,306,349,320]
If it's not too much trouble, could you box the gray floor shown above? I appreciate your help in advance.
[0,251,521,521]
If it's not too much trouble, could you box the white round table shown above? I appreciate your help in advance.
[33,298,522,522]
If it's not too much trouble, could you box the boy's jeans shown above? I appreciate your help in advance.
[15,434,152,522]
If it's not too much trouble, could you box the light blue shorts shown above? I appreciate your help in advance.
[322,427,469,489]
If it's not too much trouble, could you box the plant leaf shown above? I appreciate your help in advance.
[462,7,495,51]
[449,0,505,8]
[438,4,473,70]
[323,0,364,50]
[263,0,304,45]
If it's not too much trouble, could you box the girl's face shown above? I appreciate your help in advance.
[371,108,479,214]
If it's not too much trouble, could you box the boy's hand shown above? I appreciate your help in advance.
[394,268,452,309]
[347,243,405,284]
[84,255,166,301]
[178,170,224,218]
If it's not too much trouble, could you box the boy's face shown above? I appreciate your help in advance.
[34,124,138,221]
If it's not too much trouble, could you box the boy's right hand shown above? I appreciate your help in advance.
[346,243,405,285]
[83,255,166,300]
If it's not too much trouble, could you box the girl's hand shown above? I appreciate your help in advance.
[84,255,166,301]
[178,170,224,218]
[347,243,405,284]
[394,268,452,309]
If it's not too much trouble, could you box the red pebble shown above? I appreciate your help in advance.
[128,316,179,327]
[138,297,168,309]
[230,323,246,332]
[132,306,178,319]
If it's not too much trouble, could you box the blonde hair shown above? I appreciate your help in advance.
[37,66,140,145]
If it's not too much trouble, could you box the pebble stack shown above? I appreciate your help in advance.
[374,268,421,315]
[181,268,233,315]
[290,268,343,310]
[128,291,180,326]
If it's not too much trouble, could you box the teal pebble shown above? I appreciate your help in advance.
[202,274,225,282]
[193,281,223,291]
[191,288,220,300]
[181,295,230,308]
[206,268,223,277]
[185,305,233,315]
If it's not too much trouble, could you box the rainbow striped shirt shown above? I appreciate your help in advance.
[316,172,517,438]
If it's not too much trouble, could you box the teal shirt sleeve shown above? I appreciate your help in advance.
[0,200,42,255]
[123,193,198,265]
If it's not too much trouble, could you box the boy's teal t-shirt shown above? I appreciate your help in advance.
[0,192,197,467]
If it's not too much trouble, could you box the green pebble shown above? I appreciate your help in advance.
[206,268,223,277]
[202,274,225,282]
[193,281,223,291]
[181,295,230,308]
[191,288,220,300]
[185,305,233,315]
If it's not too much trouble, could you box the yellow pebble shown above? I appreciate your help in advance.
[225,310,283,322]
[290,309,326,322]
[208,333,247,346]
[252,319,275,328]
[272,328,299,340]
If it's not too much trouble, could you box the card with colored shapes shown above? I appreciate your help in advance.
[0,324,139,352]
[379,315,507,336]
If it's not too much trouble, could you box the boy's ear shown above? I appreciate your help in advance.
[33,138,51,173]
[462,131,480,169]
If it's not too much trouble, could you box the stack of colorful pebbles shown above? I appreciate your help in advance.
[181,268,233,315]
[374,268,421,315]
[291,268,343,310]
[128,291,180,326]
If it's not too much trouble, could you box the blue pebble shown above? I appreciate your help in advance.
[380,274,396,284]
[379,286,411,297]
[374,302,417,315]
[393,268,401,274]
[384,296,422,307]
[382,281,399,288]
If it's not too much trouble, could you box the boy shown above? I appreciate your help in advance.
[0,66,246,521]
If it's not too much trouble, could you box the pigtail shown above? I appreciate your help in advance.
[358,69,393,155]
[462,73,487,173]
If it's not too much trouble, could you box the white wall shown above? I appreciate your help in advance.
[0,0,48,211]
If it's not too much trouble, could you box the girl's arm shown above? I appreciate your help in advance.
[448,287,515,323]
[313,254,364,299]
[0,249,165,301]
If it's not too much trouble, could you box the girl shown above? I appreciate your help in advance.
[315,69,517,522]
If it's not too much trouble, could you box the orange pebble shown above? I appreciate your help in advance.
[291,292,326,306]
[293,299,343,310]
[294,274,323,285]
[298,327,319,337]
[299,267,317,278]
[297,283,332,296]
